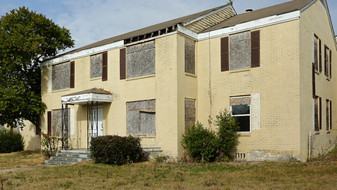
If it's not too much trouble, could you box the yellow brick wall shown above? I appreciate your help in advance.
[299,0,337,160]
[197,20,302,160]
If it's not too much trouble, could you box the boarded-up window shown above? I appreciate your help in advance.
[185,99,196,132]
[51,109,70,137]
[314,96,322,131]
[91,54,102,78]
[52,62,70,91]
[230,32,251,70]
[127,100,156,136]
[326,99,331,131]
[126,41,155,78]
[185,39,195,74]
[324,45,330,78]
[230,96,251,132]
[313,35,319,71]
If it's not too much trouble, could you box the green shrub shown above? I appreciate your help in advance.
[90,135,144,165]
[0,128,24,153]
[181,110,239,162]
[182,122,220,162]
[215,110,239,160]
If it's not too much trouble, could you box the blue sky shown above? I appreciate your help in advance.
[1,0,336,51]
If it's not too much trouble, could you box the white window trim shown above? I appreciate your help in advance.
[230,104,251,133]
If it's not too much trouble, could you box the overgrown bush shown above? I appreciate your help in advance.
[41,133,60,157]
[215,110,239,160]
[0,128,24,153]
[90,135,144,165]
[182,110,239,162]
[182,122,220,162]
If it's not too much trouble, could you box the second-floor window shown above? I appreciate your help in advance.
[221,30,260,71]
[324,45,332,79]
[90,52,108,81]
[124,41,155,79]
[52,61,74,91]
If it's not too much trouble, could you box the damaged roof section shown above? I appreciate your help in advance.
[203,0,312,32]
[183,5,236,33]
[54,3,235,57]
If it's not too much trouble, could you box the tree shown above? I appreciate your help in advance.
[0,7,74,128]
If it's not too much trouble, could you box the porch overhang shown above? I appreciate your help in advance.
[61,88,113,105]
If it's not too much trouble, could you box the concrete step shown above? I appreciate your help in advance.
[56,152,91,159]
[45,150,91,166]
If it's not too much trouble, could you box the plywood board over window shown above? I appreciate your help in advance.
[127,41,155,78]
[48,109,70,137]
[127,100,156,136]
[230,32,251,70]
[52,62,70,91]
[91,54,102,78]
[185,99,196,132]
[185,39,195,74]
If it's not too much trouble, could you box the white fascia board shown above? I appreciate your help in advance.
[177,25,198,40]
[198,11,301,41]
[43,40,124,67]
[61,93,113,104]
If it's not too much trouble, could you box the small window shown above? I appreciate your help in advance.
[314,96,322,131]
[185,38,195,74]
[324,45,331,79]
[326,99,332,131]
[185,98,196,133]
[230,96,251,132]
[313,35,319,71]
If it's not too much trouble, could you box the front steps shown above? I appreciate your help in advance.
[45,150,91,166]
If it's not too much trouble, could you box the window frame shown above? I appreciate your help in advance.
[230,96,251,133]
[90,53,103,79]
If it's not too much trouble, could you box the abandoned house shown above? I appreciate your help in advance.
[20,0,337,161]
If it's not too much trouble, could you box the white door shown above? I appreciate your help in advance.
[90,106,103,137]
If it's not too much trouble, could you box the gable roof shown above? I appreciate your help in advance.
[58,3,234,57]
[204,0,312,32]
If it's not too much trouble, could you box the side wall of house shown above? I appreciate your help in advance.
[197,19,302,161]
[299,0,337,160]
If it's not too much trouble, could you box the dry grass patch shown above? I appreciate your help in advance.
[0,151,45,170]
[0,161,336,189]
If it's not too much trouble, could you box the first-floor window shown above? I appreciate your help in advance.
[326,99,332,131]
[314,96,322,131]
[126,100,156,136]
[230,96,251,132]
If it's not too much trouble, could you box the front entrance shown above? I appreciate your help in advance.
[87,105,103,149]
[90,106,103,138]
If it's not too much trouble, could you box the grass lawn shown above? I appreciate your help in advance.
[0,151,45,170]
[0,147,336,189]
[0,157,336,189]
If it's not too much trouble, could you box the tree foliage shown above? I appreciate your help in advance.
[0,7,74,127]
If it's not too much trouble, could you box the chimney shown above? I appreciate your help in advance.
[246,9,253,13]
